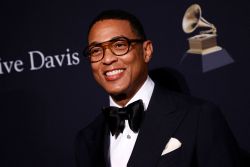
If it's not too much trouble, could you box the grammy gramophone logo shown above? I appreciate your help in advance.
[181,4,234,72]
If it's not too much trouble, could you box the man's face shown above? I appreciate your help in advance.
[88,19,153,103]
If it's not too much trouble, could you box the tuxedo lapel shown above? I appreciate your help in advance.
[128,85,187,167]
[103,122,111,167]
[86,114,111,167]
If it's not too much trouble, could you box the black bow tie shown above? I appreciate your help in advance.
[102,99,145,138]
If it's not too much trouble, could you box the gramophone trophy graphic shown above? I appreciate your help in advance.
[181,4,234,72]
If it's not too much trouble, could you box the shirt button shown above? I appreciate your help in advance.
[127,134,131,139]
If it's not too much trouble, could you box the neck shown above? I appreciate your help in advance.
[111,94,130,107]
[111,75,148,107]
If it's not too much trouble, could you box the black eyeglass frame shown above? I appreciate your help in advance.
[83,36,145,63]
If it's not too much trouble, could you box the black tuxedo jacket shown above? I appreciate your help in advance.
[75,85,239,167]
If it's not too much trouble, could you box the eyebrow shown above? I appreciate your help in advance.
[88,35,126,47]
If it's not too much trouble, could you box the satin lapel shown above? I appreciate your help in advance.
[103,122,111,167]
[89,114,110,167]
[127,86,187,167]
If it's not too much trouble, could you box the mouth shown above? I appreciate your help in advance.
[104,68,125,81]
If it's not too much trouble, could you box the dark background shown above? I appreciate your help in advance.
[1,0,249,166]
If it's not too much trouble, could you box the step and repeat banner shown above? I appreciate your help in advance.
[1,0,249,166]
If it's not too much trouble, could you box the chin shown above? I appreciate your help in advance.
[105,85,128,96]
[102,79,127,92]
[106,88,125,96]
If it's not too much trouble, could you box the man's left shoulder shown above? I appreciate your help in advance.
[159,87,220,114]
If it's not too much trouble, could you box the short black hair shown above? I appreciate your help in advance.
[87,9,147,40]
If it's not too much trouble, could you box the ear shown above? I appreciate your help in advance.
[143,40,153,63]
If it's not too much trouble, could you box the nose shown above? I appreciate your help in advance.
[102,48,118,65]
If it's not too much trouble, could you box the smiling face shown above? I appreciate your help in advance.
[88,19,153,106]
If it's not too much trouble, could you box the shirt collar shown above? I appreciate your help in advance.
[109,76,155,110]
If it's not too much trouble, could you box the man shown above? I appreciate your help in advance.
[75,10,239,167]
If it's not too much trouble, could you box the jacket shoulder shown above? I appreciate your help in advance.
[77,113,106,141]
[157,84,217,106]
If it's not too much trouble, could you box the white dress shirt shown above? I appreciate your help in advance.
[109,76,155,167]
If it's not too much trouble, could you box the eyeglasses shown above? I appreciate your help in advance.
[83,36,145,63]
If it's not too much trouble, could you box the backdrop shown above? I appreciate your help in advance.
[1,0,250,166]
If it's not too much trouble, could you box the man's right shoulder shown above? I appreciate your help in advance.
[77,113,106,139]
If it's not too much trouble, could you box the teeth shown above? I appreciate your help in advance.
[106,69,124,76]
